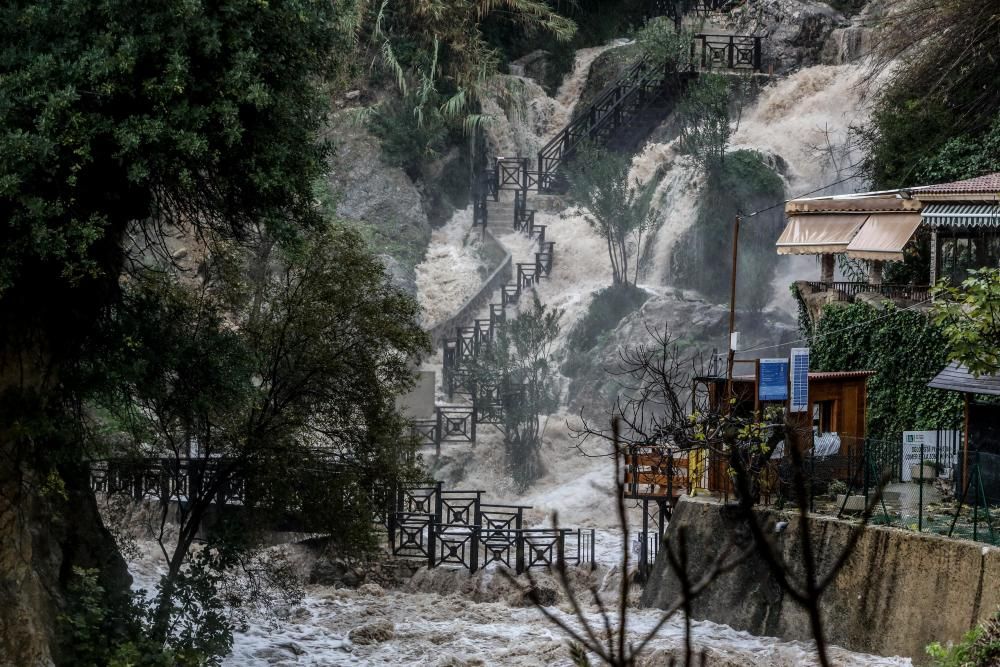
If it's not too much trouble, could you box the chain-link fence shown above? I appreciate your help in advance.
[768,434,999,546]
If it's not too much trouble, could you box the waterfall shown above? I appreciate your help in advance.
[732,63,870,311]
[414,208,485,329]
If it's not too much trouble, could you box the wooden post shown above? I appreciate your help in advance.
[726,214,742,404]
[930,228,938,288]
[820,253,835,284]
[963,394,970,495]
[870,260,884,286]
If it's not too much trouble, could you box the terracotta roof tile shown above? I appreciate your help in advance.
[920,173,1000,195]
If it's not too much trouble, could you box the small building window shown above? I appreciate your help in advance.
[812,400,836,434]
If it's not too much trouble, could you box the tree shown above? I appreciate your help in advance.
[366,0,576,134]
[472,293,562,490]
[0,1,349,662]
[87,223,429,656]
[862,0,1000,187]
[566,143,660,288]
[565,326,889,667]
[677,73,731,172]
[932,268,1000,377]
[635,15,695,66]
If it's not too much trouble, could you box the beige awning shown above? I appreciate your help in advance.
[776,215,866,255]
[845,213,921,261]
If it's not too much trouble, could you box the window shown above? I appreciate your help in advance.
[812,400,836,434]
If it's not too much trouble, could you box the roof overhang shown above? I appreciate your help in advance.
[776,211,920,259]
[845,213,922,261]
[776,214,865,255]
[921,202,1000,229]
[928,361,1000,396]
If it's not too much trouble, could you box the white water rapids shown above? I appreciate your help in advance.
[123,40,909,667]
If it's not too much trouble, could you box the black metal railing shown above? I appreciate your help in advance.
[805,281,931,303]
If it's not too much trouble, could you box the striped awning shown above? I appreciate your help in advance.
[921,203,1000,228]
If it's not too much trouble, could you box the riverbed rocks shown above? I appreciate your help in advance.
[348,618,395,644]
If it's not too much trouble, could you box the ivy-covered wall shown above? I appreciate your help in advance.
[809,302,963,446]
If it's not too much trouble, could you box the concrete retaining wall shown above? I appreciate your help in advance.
[641,496,1000,664]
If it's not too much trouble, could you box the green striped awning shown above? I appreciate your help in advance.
[921,203,1000,228]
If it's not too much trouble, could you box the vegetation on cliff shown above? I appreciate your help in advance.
[0,0,428,662]
[808,302,963,449]
[862,0,1000,187]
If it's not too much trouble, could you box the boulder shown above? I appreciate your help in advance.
[326,111,432,295]
[348,619,395,645]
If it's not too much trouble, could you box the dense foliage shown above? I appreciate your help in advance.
[808,302,963,447]
[861,0,1000,187]
[565,143,660,287]
[677,74,732,172]
[364,0,575,166]
[927,609,1000,667]
[932,268,1000,376]
[0,2,428,664]
[470,294,561,490]
[84,224,428,653]
[672,149,785,306]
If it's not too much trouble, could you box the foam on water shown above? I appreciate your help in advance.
[218,580,910,666]
[415,207,486,328]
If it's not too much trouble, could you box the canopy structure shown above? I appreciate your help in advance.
[775,215,865,255]
[921,203,1000,229]
[776,212,921,260]
[845,213,922,261]
[928,362,1000,396]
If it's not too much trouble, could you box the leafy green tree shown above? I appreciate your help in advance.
[87,223,428,653]
[566,143,659,288]
[635,15,695,66]
[677,73,731,172]
[932,268,1000,377]
[0,0,355,661]
[862,0,1000,187]
[472,294,562,490]
[367,0,575,135]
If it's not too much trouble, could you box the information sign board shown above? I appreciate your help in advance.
[758,358,789,401]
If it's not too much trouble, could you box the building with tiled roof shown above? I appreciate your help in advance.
[776,172,1000,293]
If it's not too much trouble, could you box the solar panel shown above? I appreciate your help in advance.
[790,348,810,412]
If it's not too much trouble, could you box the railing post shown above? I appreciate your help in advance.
[428,515,437,569]
[557,530,566,569]
[515,529,525,574]
[434,481,443,523]
[754,36,762,72]
[435,408,442,457]
[727,35,735,69]
[918,441,924,532]
[470,497,481,573]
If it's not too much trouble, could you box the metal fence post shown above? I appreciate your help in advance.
[428,515,437,569]
[918,442,924,532]
[515,529,525,575]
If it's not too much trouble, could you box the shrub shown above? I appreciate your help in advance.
[927,609,1000,667]
[562,284,650,378]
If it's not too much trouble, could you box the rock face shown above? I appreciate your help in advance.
[821,0,885,64]
[326,112,432,294]
[730,0,851,72]
[0,463,130,667]
[565,291,795,413]
[641,496,1000,665]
